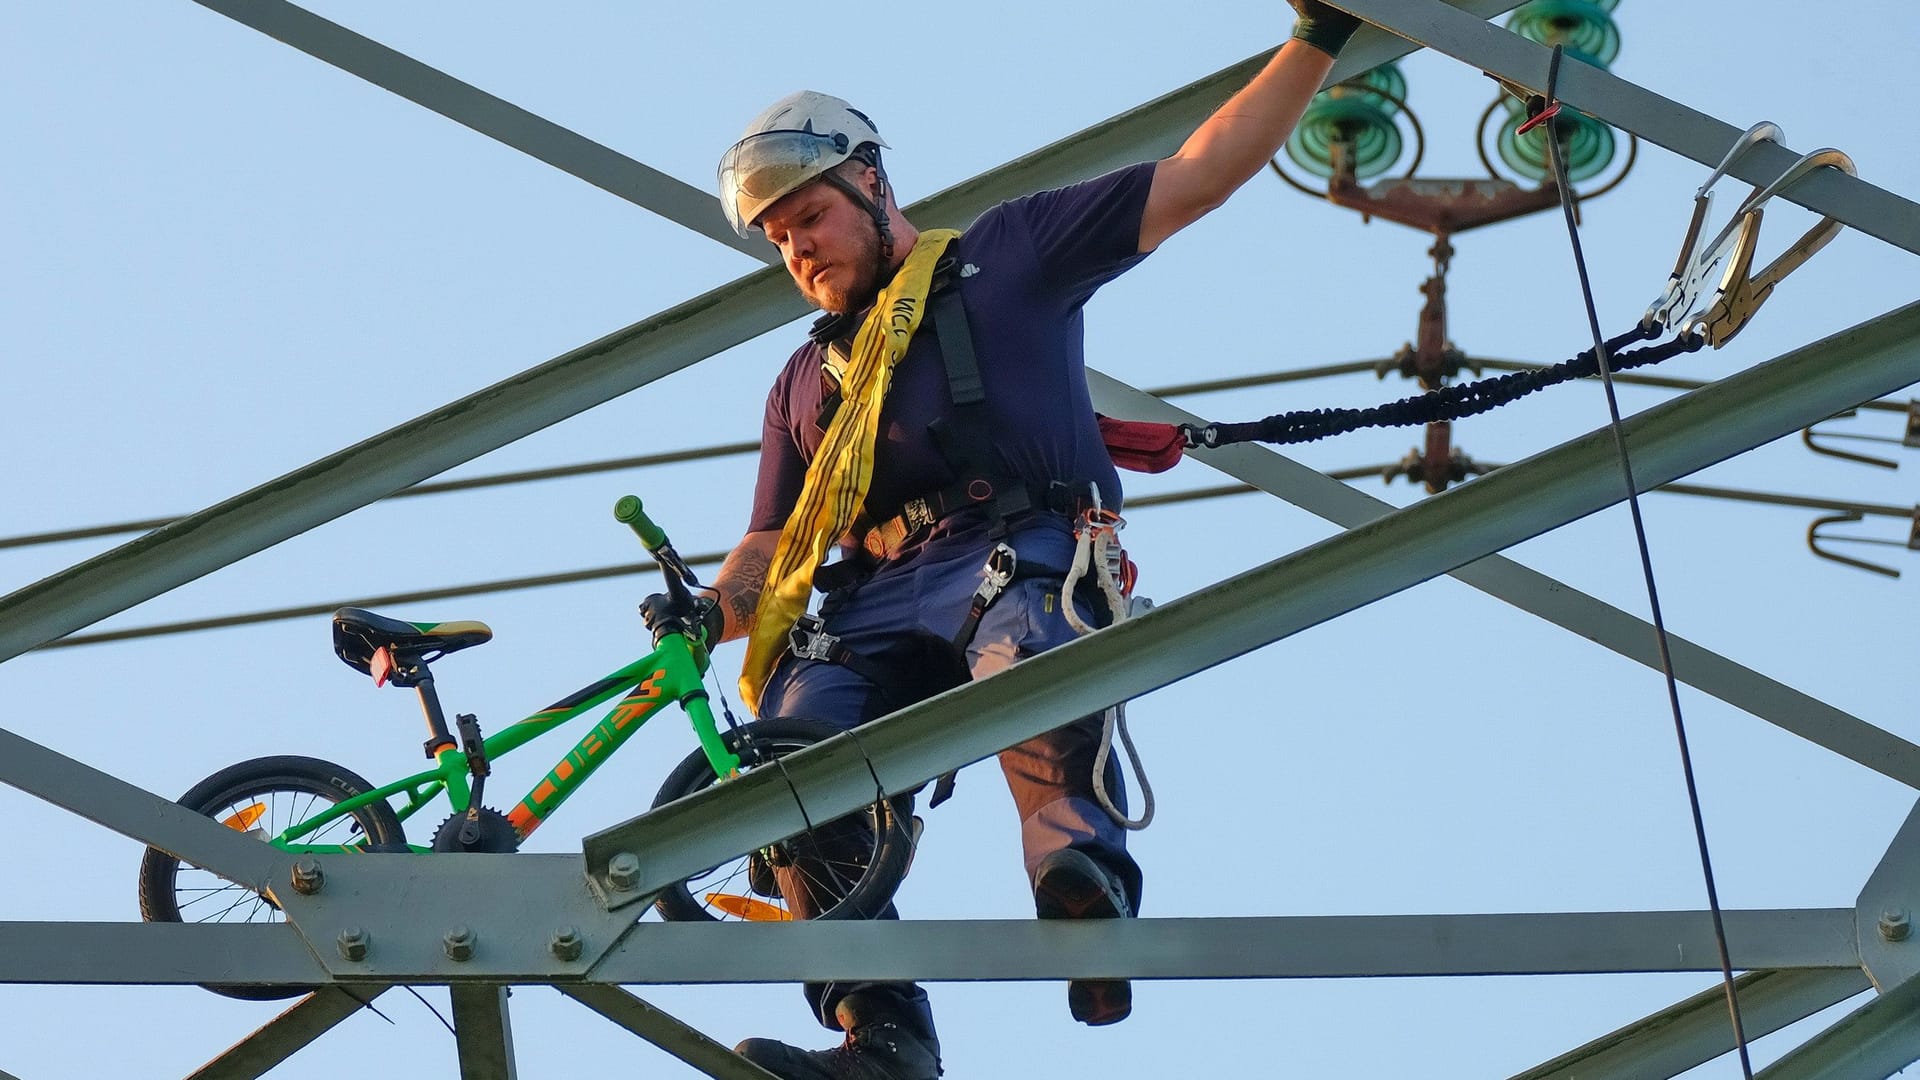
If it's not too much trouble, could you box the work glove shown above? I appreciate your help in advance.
[1288,0,1362,58]
[639,590,725,646]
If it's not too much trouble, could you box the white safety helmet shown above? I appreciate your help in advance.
[717,90,891,240]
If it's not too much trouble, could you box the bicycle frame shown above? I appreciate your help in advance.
[269,630,739,853]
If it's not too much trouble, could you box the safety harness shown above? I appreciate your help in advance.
[809,246,1089,566]
[795,243,1155,819]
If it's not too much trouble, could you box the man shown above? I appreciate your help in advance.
[653,4,1360,1076]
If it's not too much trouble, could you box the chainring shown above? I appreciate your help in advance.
[430,806,521,853]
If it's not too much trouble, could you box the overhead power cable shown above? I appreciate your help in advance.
[36,480,1319,651]
[0,442,759,551]
[0,372,1376,554]
[33,466,1901,652]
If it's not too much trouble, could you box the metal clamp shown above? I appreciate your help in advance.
[787,613,840,662]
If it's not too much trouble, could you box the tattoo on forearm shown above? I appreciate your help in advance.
[722,546,772,634]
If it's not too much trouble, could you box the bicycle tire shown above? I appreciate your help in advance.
[650,717,914,923]
[137,754,407,1000]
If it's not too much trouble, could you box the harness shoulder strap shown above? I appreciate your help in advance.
[927,241,1032,532]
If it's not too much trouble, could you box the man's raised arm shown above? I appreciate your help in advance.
[1138,1,1359,252]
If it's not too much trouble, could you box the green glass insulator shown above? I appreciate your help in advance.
[1329,62,1407,117]
[1286,95,1404,179]
[1507,0,1621,69]
[1495,97,1615,182]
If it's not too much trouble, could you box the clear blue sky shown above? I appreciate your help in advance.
[4,2,1919,1076]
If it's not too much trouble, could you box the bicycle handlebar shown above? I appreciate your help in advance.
[613,494,668,551]
[615,495,702,613]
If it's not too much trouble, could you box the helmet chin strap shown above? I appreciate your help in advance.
[821,165,895,266]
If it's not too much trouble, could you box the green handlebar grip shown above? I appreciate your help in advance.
[613,495,667,550]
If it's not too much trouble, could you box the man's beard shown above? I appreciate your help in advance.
[800,226,886,314]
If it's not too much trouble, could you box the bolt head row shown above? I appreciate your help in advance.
[332,924,588,964]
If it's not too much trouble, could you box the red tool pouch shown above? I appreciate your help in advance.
[1097,414,1185,474]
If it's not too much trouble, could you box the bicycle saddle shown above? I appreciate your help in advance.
[332,607,493,676]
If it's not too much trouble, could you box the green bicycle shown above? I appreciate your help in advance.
[137,495,915,999]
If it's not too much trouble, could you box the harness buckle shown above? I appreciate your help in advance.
[788,613,841,662]
[972,543,1018,609]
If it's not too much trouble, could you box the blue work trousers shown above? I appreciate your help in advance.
[757,523,1144,1035]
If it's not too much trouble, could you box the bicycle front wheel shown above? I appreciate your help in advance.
[650,717,915,923]
[137,754,407,1000]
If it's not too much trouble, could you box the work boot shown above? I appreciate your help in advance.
[735,991,942,1079]
[1032,847,1133,1026]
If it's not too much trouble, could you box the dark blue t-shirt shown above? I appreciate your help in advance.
[749,161,1155,556]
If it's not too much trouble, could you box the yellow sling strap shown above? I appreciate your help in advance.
[740,228,962,711]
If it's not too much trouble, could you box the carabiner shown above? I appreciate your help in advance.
[1686,148,1857,348]
[1641,123,1784,335]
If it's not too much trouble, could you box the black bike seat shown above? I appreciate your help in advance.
[332,607,493,676]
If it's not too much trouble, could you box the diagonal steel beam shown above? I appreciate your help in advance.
[1331,0,1920,255]
[188,0,766,260]
[1087,373,1920,788]
[1755,972,1920,1079]
[449,985,517,1080]
[557,986,778,1080]
[0,729,287,890]
[0,260,793,664]
[189,986,390,1080]
[0,2,1519,664]
[192,0,1524,249]
[583,302,1920,900]
[1510,969,1871,1080]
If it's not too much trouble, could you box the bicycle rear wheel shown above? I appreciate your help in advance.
[137,754,406,1000]
[650,717,914,923]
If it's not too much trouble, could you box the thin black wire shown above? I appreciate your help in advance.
[335,985,400,1027]
[405,986,457,1037]
[836,724,918,852]
[1537,45,1754,1077]
[764,752,817,835]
